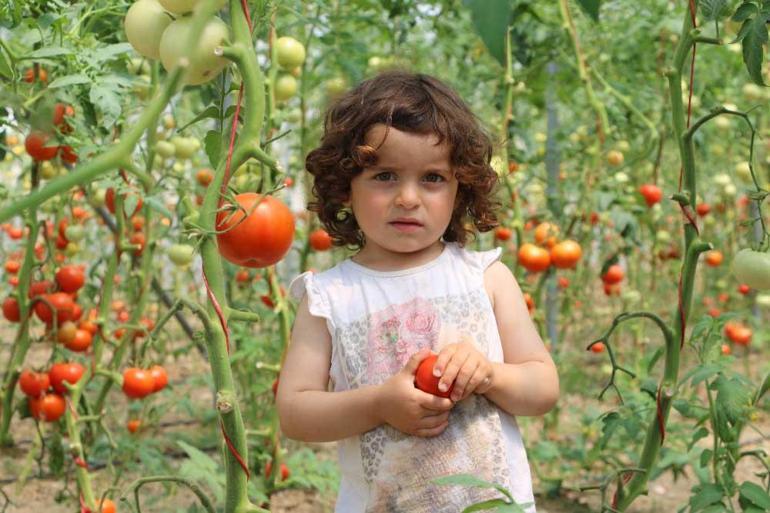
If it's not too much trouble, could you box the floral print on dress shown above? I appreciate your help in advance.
[366,297,439,384]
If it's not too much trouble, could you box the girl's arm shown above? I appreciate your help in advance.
[482,261,560,416]
[276,295,453,442]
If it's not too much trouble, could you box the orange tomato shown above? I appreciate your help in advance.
[550,240,582,269]
[518,243,551,272]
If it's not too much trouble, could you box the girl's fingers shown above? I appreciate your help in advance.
[450,360,480,402]
[437,350,469,395]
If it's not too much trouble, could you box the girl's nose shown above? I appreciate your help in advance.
[394,183,420,208]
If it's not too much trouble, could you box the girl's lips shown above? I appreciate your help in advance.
[390,221,423,232]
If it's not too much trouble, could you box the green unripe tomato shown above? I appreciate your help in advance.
[325,76,347,97]
[64,225,86,242]
[735,161,752,182]
[168,243,195,266]
[274,74,298,102]
[124,0,172,60]
[171,136,200,160]
[732,249,770,290]
[65,242,80,256]
[159,16,230,85]
[159,0,226,14]
[92,188,107,207]
[39,161,57,179]
[656,230,671,243]
[155,140,176,158]
[275,37,306,69]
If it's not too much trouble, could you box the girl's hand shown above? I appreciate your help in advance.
[434,335,494,402]
[377,347,455,437]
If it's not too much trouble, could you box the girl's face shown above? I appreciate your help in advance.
[348,124,458,267]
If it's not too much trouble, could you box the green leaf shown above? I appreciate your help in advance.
[714,374,752,423]
[463,0,511,66]
[89,84,121,129]
[700,0,730,20]
[739,481,770,510]
[178,105,220,133]
[144,196,174,219]
[48,73,91,89]
[204,130,222,168]
[0,46,13,80]
[739,15,767,85]
[576,0,601,21]
[461,499,519,512]
[731,3,757,22]
[683,363,722,386]
[92,43,133,63]
[25,46,73,59]
[433,473,513,502]
[689,483,724,509]
[689,427,709,451]
[700,448,713,469]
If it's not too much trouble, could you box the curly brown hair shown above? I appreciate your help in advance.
[305,69,500,249]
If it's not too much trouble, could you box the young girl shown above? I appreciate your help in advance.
[276,70,558,512]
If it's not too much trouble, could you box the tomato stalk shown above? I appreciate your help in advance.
[0,188,41,446]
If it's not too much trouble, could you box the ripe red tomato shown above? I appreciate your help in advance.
[31,393,66,422]
[129,232,146,256]
[557,276,569,289]
[638,184,662,207]
[23,67,48,83]
[696,203,711,216]
[64,329,93,352]
[704,250,723,267]
[5,260,20,274]
[52,103,75,127]
[602,264,624,285]
[494,227,512,241]
[737,284,750,295]
[196,168,213,186]
[2,296,20,322]
[127,419,141,433]
[724,322,752,346]
[18,370,50,398]
[280,463,290,481]
[590,342,606,353]
[105,188,143,217]
[59,145,78,164]
[550,240,582,269]
[49,362,85,394]
[149,365,168,392]
[55,265,86,293]
[33,292,76,325]
[518,243,551,272]
[122,368,155,399]
[308,228,332,251]
[96,498,116,513]
[414,354,453,398]
[25,131,59,161]
[523,292,535,313]
[216,193,295,268]
[29,280,54,298]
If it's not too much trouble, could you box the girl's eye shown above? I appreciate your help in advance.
[424,173,446,183]
[373,171,394,181]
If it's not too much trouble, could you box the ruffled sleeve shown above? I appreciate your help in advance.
[288,271,333,326]
[463,245,503,273]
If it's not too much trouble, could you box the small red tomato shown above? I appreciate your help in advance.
[49,362,85,394]
[149,365,168,393]
[122,368,155,399]
[494,227,512,241]
[18,370,51,398]
[602,264,624,285]
[590,342,606,353]
[308,229,332,251]
[414,353,453,398]
[25,131,59,161]
[696,203,711,217]
[55,265,86,293]
[2,296,21,322]
[737,284,750,295]
[64,329,93,353]
[5,260,21,274]
[35,393,66,422]
[127,419,141,433]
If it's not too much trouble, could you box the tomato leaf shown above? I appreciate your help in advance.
[713,374,752,423]
[737,12,768,85]
[688,427,709,451]
[178,105,220,133]
[89,84,121,129]
[576,0,601,21]
[739,482,770,510]
[433,473,514,503]
[48,73,91,89]
[204,130,222,168]
[462,498,528,512]
[25,46,73,59]
[688,483,725,510]
[0,45,12,80]
[91,43,133,63]
[463,0,511,66]
[700,0,731,20]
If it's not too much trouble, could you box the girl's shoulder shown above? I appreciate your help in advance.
[449,242,503,274]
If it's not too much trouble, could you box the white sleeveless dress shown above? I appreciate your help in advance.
[289,242,536,512]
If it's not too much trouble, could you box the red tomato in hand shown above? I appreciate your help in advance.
[414,353,453,398]
[216,193,295,268]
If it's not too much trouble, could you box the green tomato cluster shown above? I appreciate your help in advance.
[124,0,229,85]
